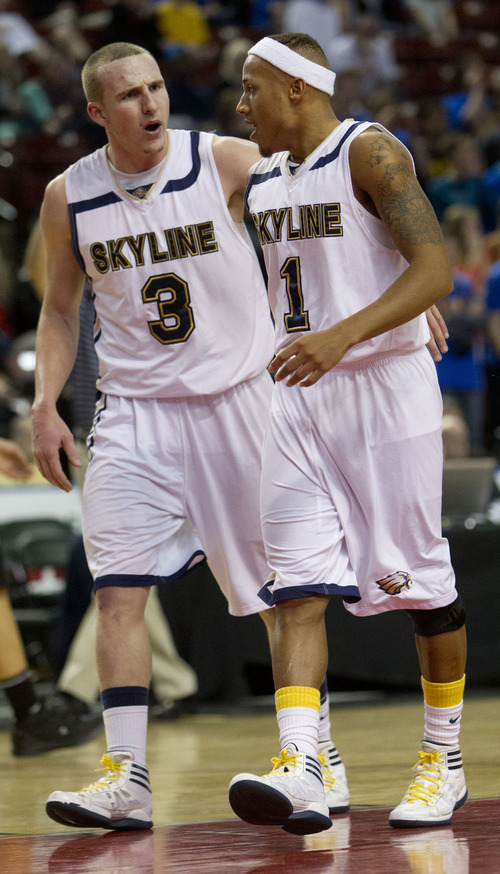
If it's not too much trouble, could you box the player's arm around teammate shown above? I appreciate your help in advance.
[212,134,261,221]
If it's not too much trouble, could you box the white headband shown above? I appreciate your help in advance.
[248,37,335,96]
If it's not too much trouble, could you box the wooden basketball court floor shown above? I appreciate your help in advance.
[1,692,498,873]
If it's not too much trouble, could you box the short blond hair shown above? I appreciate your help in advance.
[82,42,151,102]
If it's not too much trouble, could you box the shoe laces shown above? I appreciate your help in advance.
[267,747,301,776]
[80,754,126,795]
[403,749,445,805]
[318,752,336,792]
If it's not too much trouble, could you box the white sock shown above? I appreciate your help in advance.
[277,705,320,758]
[424,701,463,746]
[103,705,149,766]
[318,686,331,743]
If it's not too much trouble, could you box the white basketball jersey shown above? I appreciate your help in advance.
[65,129,274,397]
[245,120,430,363]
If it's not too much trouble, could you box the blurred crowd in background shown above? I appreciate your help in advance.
[1,0,500,460]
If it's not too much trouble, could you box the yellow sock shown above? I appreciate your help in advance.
[421,675,465,708]
[275,685,320,712]
[421,674,465,744]
[275,686,320,758]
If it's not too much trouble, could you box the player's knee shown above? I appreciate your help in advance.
[277,594,329,626]
[405,595,466,637]
[96,584,147,622]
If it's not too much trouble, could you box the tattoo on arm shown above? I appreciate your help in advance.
[367,135,443,245]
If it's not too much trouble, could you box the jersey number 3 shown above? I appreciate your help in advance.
[142,273,195,344]
[281,257,310,333]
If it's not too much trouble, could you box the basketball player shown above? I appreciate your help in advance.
[31,41,353,832]
[32,41,449,833]
[228,33,467,835]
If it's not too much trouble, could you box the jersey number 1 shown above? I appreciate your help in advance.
[281,257,310,333]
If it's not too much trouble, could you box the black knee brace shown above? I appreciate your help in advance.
[405,595,466,637]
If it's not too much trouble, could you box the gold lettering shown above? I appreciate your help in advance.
[286,207,301,241]
[322,203,342,236]
[175,225,199,258]
[90,242,109,274]
[126,235,146,266]
[148,232,169,262]
[195,221,218,254]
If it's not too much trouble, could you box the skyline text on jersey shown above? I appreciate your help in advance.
[251,203,343,245]
[89,220,218,273]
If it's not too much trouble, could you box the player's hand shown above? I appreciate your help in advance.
[425,304,449,361]
[269,328,347,387]
[0,438,32,480]
[31,402,81,492]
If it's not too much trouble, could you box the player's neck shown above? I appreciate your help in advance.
[288,116,341,165]
[106,133,170,176]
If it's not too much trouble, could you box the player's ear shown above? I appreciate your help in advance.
[87,101,107,127]
[290,78,306,100]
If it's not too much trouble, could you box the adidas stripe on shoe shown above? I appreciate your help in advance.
[389,741,467,828]
[229,743,332,835]
[318,741,350,814]
[46,751,153,830]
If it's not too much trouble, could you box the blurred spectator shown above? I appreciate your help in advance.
[366,85,417,149]
[0,439,103,756]
[0,0,48,61]
[442,395,471,459]
[155,0,212,52]
[98,0,163,57]
[34,46,98,147]
[214,36,253,137]
[280,0,348,48]
[153,0,220,124]
[425,132,498,233]
[401,0,458,46]
[0,48,54,143]
[440,204,489,294]
[326,12,400,96]
[442,52,493,134]
[40,1,92,64]
[435,229,486,455]
[249,0,281,31]
[484,259,500,455]
[331,68,371,122]
[411,96,453,186]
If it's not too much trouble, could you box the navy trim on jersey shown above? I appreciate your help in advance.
[244,167,281,211]
[93,551,207,591]
[70,191,122,215]
[309,121,362,171]
[258,579,361,606]
[161,130,201,193]
[68,192,122,273]
[244,122,363,208]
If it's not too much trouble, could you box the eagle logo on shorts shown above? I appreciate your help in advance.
[375,571,412,595]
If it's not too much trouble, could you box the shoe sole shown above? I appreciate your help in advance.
[229,781,332,834]
[46,801,153,831]
[389,788,468,829]
[328,803,350,814]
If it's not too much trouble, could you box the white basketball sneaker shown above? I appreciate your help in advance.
[318,741,350,814]
[229,743,332,835]
[46,751,153,830]
[389,741,467,828]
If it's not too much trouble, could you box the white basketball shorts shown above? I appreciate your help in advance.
[82,372,273,616]
[259,347,457,616]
